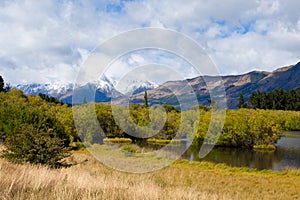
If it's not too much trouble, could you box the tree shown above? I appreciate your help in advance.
[0,89,71,167]
[0,75,4,92]
[144,91,149,108]
[4,83,11,92]
[247,88,300,111]
[38,93,63,105]
[2,124,70,168]
[208,99,218,109]
[238,93,246,109]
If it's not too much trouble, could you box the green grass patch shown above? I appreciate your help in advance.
[103,138,132,144]
[146,138,181,144]
[253,144,276,151]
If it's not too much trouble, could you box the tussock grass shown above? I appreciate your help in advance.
[0,151,300,200]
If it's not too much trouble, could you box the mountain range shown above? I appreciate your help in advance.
[15,62,300,109]
[16,76,158,105]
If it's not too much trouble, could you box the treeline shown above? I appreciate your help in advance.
[241,88,300,111]
[74,101,300,148]
[73,103,181,144]
[38,93,64,105]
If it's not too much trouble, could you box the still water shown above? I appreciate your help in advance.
[182,131,300,171]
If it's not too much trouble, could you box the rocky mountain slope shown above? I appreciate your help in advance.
[128,62,300,109]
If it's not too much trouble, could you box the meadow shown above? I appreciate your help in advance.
[1,149,300,200]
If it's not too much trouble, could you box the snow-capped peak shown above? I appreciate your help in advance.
[15,81,74,99]
[115,79,158,95]
[14,75,158,104]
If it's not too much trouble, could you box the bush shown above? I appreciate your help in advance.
[2,124,71,168]
[194,109,284,148]
[70,141,85,150]
[0,89,71,168]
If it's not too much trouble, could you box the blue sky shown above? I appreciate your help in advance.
[0,0,299,84]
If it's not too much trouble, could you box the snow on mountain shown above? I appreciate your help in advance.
[15,75,116,99]
[15,82,74,99]
[14,75,157,104]
[115,79,158,95]
[93,75,117,94]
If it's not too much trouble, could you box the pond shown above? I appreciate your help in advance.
[182,131,300,171]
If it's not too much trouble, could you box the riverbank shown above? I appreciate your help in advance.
[0,150,299,200]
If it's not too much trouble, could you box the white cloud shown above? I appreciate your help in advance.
[105,49,202,84]
[0,0,299,84]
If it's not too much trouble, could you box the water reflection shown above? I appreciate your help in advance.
[182,131,300,171]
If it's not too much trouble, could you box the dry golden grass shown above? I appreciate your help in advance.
[0,150,300,200]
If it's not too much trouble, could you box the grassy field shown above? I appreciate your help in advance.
[0,148,300,200]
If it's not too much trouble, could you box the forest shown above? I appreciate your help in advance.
[1,87,300,167]
[240,88,300,110]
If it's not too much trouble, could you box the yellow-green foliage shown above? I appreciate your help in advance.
[71,101,300,147]
[2,89,300,151]
[0,89,71,167]
[193,109,299,147]
[58,102,300,148]
[284,111,300,130]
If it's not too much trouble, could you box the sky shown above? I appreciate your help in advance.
[0,0,299,85]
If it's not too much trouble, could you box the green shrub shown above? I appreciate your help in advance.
[0,89,71,168]
[70,141,85,150]
[2,124,71,168]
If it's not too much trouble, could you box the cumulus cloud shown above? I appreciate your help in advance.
[0,0,299,84]
[106,50,197,84]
